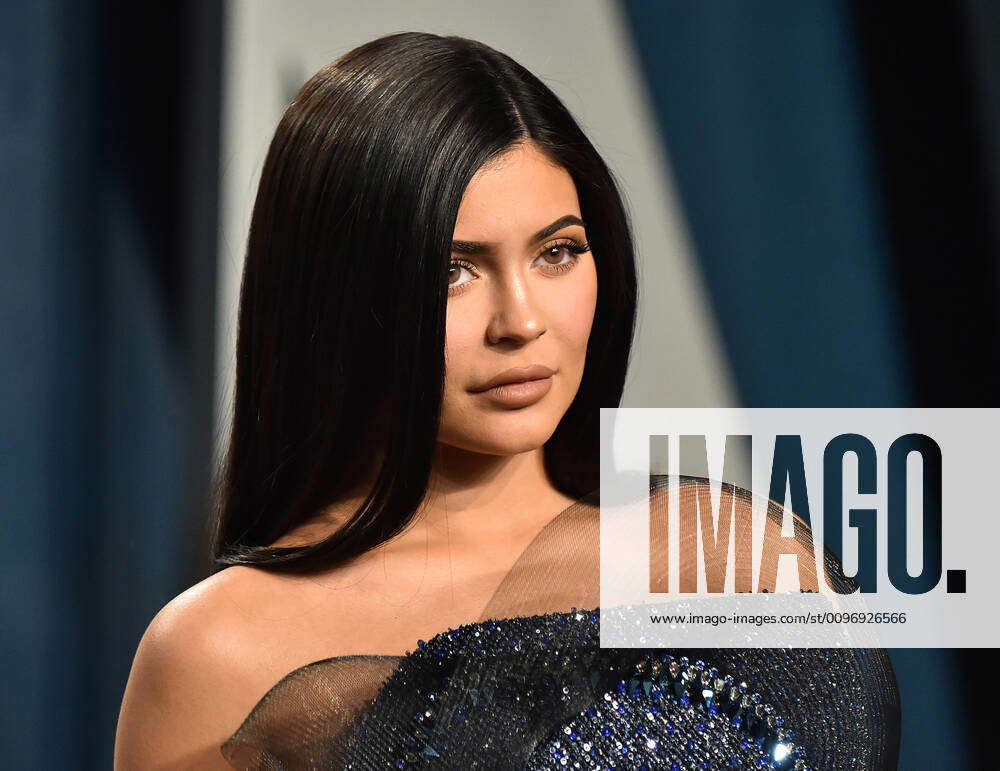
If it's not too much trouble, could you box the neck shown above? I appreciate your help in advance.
[413,443,576,540]
[276,444,578,551]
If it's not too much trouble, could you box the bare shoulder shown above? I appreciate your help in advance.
[114,565,320,770]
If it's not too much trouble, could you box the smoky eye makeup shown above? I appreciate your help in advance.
[534,238,591,273]
[446,236,591,294]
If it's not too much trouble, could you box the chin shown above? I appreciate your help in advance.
[445,412,562,456]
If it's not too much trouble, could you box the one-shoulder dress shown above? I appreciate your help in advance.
[220,475,900,770]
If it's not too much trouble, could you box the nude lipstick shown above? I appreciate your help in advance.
[470,364,555,408]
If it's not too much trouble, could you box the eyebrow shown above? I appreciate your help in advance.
[451,214,586,255]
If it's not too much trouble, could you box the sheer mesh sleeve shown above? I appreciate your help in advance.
[221,656,401,769]
[220,474,900,770]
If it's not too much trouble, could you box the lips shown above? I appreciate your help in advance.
[470,364,556,393]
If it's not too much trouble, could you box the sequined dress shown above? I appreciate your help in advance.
[220,476,901,770]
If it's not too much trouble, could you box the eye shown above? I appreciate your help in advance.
[446,238,591,294]
[447,259,477,290]
[533,239,590,273]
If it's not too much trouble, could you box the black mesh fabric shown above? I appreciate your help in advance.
[220,475,900,769]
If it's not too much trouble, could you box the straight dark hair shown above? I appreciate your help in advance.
[210,32,638,574]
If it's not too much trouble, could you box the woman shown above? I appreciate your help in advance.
[115,32,899,769]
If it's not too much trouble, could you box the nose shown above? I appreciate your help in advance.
[485,269,546,346]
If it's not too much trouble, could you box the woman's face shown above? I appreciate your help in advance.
[437,141,598,456]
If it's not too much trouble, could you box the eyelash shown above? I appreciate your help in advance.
[447,238,591,294]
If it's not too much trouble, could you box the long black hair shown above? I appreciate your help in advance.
[210,32,638,573]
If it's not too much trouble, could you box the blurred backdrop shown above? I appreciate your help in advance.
[2,0,998,767]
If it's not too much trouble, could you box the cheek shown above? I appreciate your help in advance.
[551,264,599,352]
[443,309,480,389]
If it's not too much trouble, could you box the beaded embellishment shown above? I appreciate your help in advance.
[352,608,812,770]
[533,651,810,770]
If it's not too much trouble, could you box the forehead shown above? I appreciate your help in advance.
[453,143,581,239]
